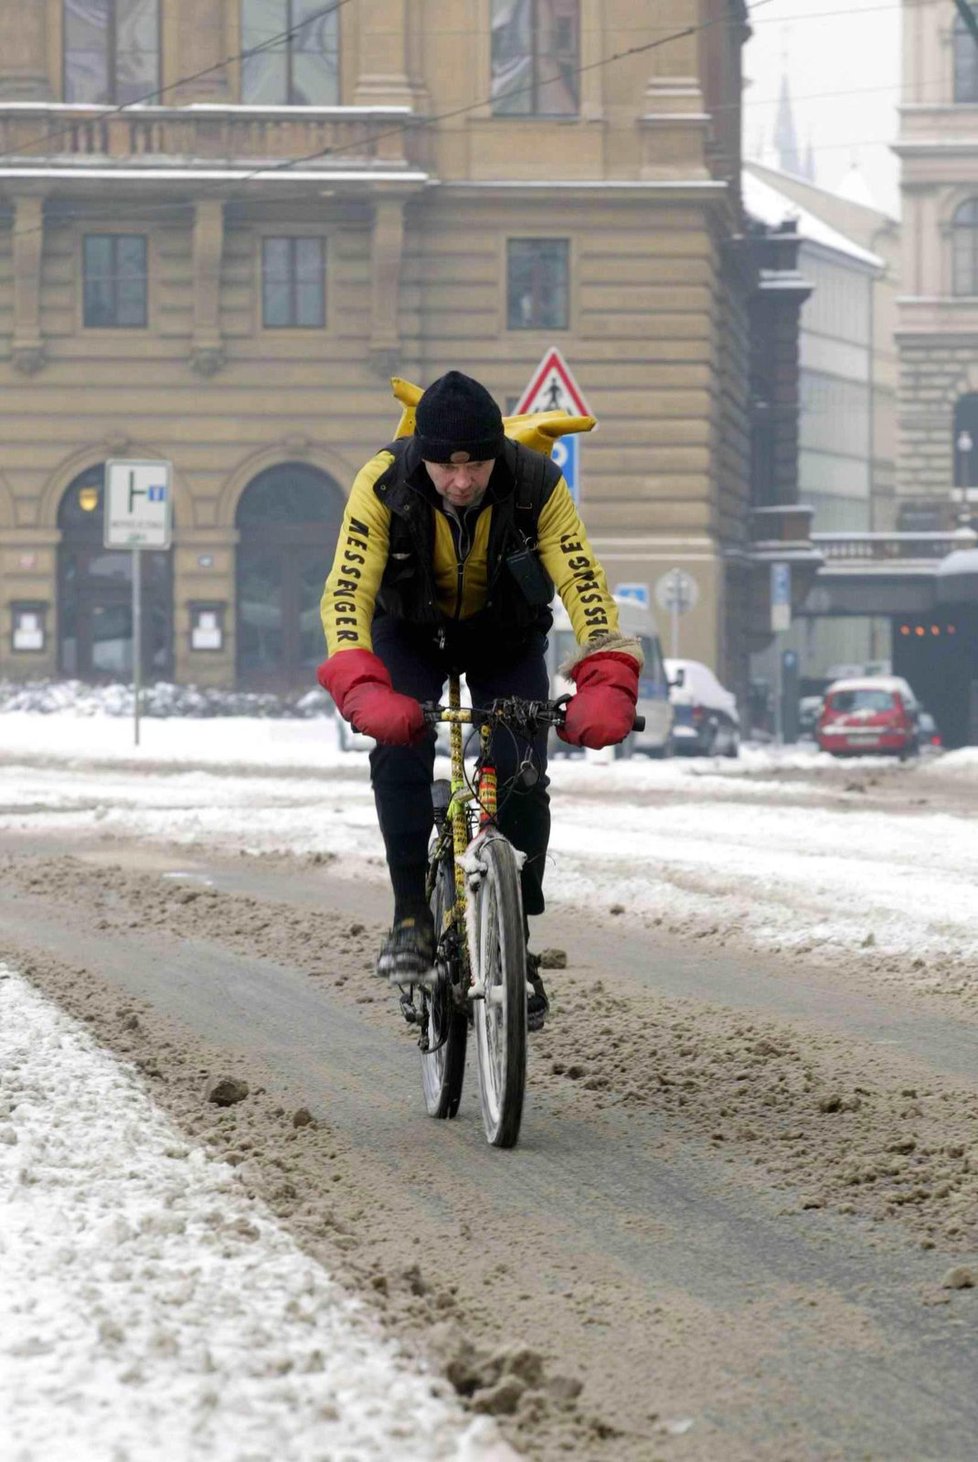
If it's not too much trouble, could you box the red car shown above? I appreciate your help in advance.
[816,676,920,759]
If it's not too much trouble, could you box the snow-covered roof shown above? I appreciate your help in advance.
[825,675,914,695]
[836,163,879,212]
[742,169,884,271]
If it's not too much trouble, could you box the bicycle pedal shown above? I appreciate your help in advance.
[399,993,420,1025]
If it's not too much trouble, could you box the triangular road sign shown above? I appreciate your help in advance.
[515,347,592,418]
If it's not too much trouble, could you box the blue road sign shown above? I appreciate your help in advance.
[614,582,650,610]
[550,433,579,503]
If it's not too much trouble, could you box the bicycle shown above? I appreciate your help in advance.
[397,669,644,1149]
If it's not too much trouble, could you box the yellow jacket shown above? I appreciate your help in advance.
[321,447,620,654]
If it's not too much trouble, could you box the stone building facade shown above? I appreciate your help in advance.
[896,0,978,527]
[0,0,808,694]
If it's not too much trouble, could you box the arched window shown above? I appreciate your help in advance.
[954,13,978,104]
[241,0,339,104]
[235,462,344,687]
[952,199,978,295]
[64,1,160,105]
[491,0,579,116]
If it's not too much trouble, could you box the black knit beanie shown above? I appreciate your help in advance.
[414,371,505,463]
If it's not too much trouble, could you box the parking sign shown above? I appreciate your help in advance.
[104,459,173,549]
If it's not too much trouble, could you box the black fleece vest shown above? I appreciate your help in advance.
[371,437,561,633]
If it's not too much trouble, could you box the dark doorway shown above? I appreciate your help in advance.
[892,608,978,749]
[235,462,344,689]
[58,465,173,680]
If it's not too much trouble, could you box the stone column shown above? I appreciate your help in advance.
[639,0,708,178]
[190,200,226,376]
[11,195,46,376]
[354,0,416,107]
[369,194,405,375]
[0,0,51,99]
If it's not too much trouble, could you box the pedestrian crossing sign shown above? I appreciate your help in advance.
[515,348,591,419]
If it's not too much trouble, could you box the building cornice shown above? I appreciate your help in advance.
[0,167,429,187]
[427,179,729,203]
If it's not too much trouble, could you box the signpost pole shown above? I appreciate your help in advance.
[104,458,172,748]
[671,600,680,660]
[132,546,142,748]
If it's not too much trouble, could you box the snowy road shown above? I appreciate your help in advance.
[2,714,978,1459]
[1,713,977,986]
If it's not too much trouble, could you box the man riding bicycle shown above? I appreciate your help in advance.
[317,371,642,1028]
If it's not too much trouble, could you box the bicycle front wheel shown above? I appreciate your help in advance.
[472,836,528,1148]
[420,849,467,1120]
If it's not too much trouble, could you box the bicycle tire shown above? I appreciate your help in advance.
[472,835,528,1148]
[420,823,467,1120]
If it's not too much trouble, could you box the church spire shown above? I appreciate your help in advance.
[775,70,802,176]
[804,131,817,184]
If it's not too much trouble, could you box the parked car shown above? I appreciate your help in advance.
[816,676,920,759]
[665,658,740,757]
[335,714,374,754]
[798,694,824,740]
[549,596,673,758]
[916,710,943,751]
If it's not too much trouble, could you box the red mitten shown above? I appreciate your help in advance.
[558,650,640,750]
[317,650,425,746]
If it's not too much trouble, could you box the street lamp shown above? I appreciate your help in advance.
[955,429,975,526]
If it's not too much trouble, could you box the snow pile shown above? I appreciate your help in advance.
[0,965,512,1462]
[924,746,978,778]
[0,678,332,719]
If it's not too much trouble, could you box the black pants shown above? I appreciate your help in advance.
[369,614,551,917]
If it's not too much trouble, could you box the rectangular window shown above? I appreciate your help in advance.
[83,234,148,327]
[242,0,339,105]
[955,12,978,104]
[262,237,326,327]
[491,0,579,117]
[65,0,160,105]
[507,239,569,330]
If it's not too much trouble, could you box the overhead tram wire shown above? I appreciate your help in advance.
[0,0,355,165]
[8,0,779,244]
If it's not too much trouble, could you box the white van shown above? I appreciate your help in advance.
[547,596,673,757]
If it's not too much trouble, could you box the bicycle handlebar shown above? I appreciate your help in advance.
[422,697,645,736]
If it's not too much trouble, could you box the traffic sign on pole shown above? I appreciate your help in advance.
[770,562,791,633]
[104,458,173,549]
[515,347,592,418]
[655,568,699,659]
[103,459,173,749]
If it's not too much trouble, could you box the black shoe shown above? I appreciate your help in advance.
[526,950,549,1033]
[377,913,435,984]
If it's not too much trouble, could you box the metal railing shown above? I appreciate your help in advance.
[812,530,976,563]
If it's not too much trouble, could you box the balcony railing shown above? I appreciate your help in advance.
[0,104,421,170]
[813,529,978,563]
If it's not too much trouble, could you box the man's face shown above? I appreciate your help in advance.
[424,457,495,509]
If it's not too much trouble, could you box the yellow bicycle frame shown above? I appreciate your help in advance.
[432,672,494,945]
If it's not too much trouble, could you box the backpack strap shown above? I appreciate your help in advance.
[510,441,561,547]
[372,437,414,501]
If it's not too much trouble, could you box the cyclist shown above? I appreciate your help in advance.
[318,371,641,1028]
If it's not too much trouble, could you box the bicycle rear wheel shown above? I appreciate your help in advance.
[472,836,527,1148]
[420,833,467,1120]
